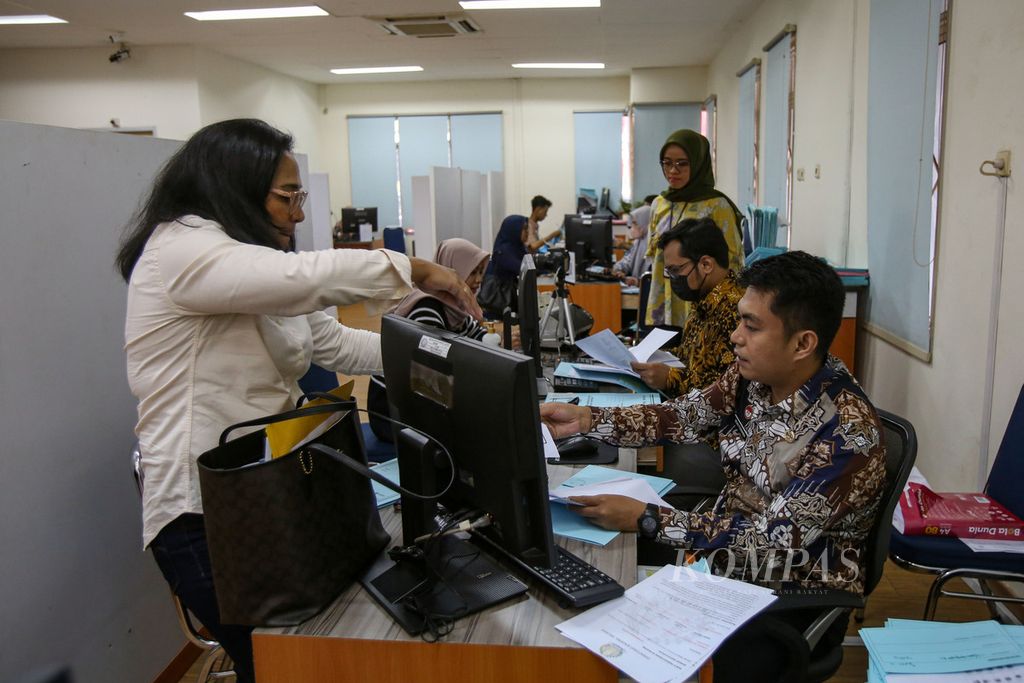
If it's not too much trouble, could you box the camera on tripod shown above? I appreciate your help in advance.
[532,247,568,276]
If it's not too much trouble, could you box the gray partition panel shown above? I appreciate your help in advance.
[0,121,185,682]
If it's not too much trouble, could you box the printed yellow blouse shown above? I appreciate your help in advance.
[645,195,743,327]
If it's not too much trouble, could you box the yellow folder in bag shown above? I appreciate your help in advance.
[265,381,355,459]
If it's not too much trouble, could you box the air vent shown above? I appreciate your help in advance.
[375,14,481,38]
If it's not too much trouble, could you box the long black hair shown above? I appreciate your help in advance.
[115,118,294,281]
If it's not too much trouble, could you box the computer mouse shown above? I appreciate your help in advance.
[556,435,600,459]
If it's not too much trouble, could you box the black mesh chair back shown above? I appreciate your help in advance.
[864,410,918,596]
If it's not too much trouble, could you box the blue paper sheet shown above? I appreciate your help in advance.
[370,459,401,508]
[553,361,651,393]
[547,392,662,408]
[860,620,1024,675]
[549,465,675,545]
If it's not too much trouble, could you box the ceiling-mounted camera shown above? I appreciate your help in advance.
[109,45,130,63]
[108,34,130,63]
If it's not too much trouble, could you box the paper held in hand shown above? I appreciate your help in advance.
[574,328,680,378]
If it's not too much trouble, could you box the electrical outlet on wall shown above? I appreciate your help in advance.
[796,168,805,181]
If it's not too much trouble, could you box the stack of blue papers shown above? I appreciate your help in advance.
[370,459,401,509]
[550,465,675,546]
[861,619,1024,682]
[546,392,661,408]
[553,361,651,393]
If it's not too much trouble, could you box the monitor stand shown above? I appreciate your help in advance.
[360,534,528,636]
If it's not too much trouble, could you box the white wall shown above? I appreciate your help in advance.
[707,0,861,267]
[629,66,708,104]
[859,0,1024,490]
[317,76,630,227]
[0,45,324,167]
[0,46,202,140]
[194,48,323,170]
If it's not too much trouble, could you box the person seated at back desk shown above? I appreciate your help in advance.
[631,216,744,400]
[609,204,652,286]
[540,251,886,682]
[478,195,560,318]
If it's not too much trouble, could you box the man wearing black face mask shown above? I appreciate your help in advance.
[631,217,744,398]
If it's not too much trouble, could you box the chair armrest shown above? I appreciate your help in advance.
[766,587,865,613]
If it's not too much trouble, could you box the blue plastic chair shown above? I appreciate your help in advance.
[889,384,1024,621]
[382,227,406,254]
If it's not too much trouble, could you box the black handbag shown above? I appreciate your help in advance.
[196,397,392,627]
[477,273,515,317]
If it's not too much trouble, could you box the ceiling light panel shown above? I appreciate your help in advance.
[330,66,424,75]
[0,15,67,24]
[512,62,604,69]
[185,6,328,21]
[460,0,599,8]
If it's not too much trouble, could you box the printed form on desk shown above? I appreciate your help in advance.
[556,564,776,683]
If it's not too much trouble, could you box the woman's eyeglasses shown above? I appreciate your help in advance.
[269,188,308,213]
[660,158,691,172]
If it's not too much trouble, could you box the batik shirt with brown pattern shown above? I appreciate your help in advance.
[663,272,744,400]
[589,356,886,595]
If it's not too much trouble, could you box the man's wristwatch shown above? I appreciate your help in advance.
[637,503,661,539]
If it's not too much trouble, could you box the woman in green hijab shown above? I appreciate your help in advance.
[644,129,744,328]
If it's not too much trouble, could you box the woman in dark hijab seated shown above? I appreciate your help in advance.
[478,195,558,318]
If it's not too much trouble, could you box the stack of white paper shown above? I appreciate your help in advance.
[556,565,776,683]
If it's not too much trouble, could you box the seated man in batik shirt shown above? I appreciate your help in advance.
[541,251,886,682]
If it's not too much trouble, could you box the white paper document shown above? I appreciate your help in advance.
[575,329,640,374]
[959,538,1024,554]
[550,476,671,508]
[556,565,777,683]
[540,422,561,461]
[629,328,680,363]
[575,328,682,379]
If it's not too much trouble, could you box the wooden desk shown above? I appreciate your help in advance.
[254,456,639,683]
[830,285,866,376]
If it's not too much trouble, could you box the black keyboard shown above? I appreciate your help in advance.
[474,533,624,609]
[551,375,601,392]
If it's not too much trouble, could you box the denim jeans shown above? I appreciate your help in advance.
[149,514,255,683]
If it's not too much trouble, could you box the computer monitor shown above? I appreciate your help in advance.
[381,314,558,569]
[596,187,612,217]
[563,214,613,274]
[339,206,378,240]
[576,188,598,215]
[518,254,542,382]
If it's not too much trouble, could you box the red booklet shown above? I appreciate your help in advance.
[897,482,1024,540]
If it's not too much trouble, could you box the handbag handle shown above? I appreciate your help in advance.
[218,400,354,445]
[306,443,449,501]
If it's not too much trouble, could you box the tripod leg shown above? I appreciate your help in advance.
[562,295,576,345]
[539,293,556,343]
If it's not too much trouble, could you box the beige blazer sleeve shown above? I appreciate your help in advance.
[307,311,382,375]
[154,219,412,316]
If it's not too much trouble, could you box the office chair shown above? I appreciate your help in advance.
[634,271,652,345]
[633,271,685,347]
[131,443,235,682]
[889,383,1024,623]
[382,226,406,254]
[741,409,918,682]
